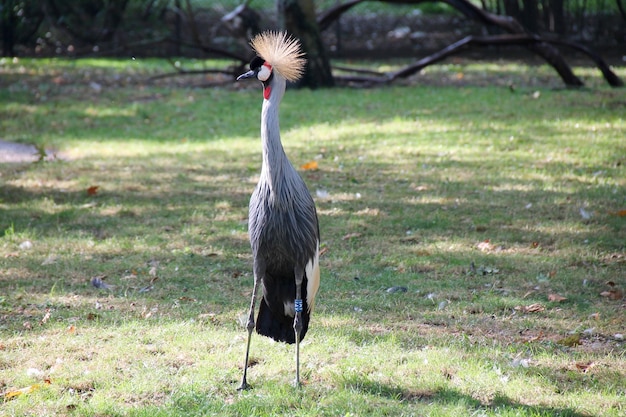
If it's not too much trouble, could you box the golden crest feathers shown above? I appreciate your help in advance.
[250,31,306,82]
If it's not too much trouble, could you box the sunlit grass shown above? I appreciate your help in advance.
[0,58,624,416]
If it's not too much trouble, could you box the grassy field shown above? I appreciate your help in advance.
[0,58,625,416]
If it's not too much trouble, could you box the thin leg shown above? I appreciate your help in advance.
[293,266,304,387]
[238,258,265,391]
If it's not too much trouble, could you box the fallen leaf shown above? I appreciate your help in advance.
[612,209,626,217]
[68,325,76,334]
[526,303,545,313]
[2,379,51,401]
[600,289,623,300]
[524,331,544,342]
[342,232,362,240]
[548,294,567,302]
[300,160,318,171]
[40,309,51,324]
[575,361,595,373]
[516,303,545,313]
[87,186,99,196]
[600,281,623,300]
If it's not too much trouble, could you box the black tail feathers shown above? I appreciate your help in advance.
[256,297,309,344]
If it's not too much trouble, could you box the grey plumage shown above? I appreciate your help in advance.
[236,31,320,390]
[250,87,319,269]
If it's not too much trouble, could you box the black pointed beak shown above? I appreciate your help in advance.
[237,69,257,81]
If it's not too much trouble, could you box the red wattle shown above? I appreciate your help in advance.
[263,86,271,100]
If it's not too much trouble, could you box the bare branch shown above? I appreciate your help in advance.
[318,0,365,31]
[317,0,622,87]
[333,33,622,88]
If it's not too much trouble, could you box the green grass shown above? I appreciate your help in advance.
[0,58,625,416]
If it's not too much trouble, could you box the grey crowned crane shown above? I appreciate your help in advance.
[236,31,320,390]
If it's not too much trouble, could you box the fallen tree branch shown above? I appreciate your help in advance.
[318,0,623,87]
[541,37,623,87]
[389,34,622,87]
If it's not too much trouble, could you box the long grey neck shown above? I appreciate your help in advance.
[260,74,293,197]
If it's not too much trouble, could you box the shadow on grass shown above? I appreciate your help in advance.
[339,376,588,417]
[1,147,623,301]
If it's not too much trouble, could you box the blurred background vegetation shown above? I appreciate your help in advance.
[2,0,624,59]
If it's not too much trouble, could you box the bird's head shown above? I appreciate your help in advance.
[237,31,306,100]
[237,56,275,99]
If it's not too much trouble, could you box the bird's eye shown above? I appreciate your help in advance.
[257,63,272,82]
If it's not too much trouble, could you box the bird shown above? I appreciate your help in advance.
[236,31,320,390]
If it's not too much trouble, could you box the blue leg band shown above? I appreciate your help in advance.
[295,299,303,313]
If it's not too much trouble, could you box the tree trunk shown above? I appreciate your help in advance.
[522,0,540,32]
[502,0,521,21]
[1,0,17,56]
[616,0,626,22]
[548,0,565,33]
[277,0,334,88]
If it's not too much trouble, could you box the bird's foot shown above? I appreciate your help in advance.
[237,381,251,391]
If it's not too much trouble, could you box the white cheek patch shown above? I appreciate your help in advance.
[257,63,272,82]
